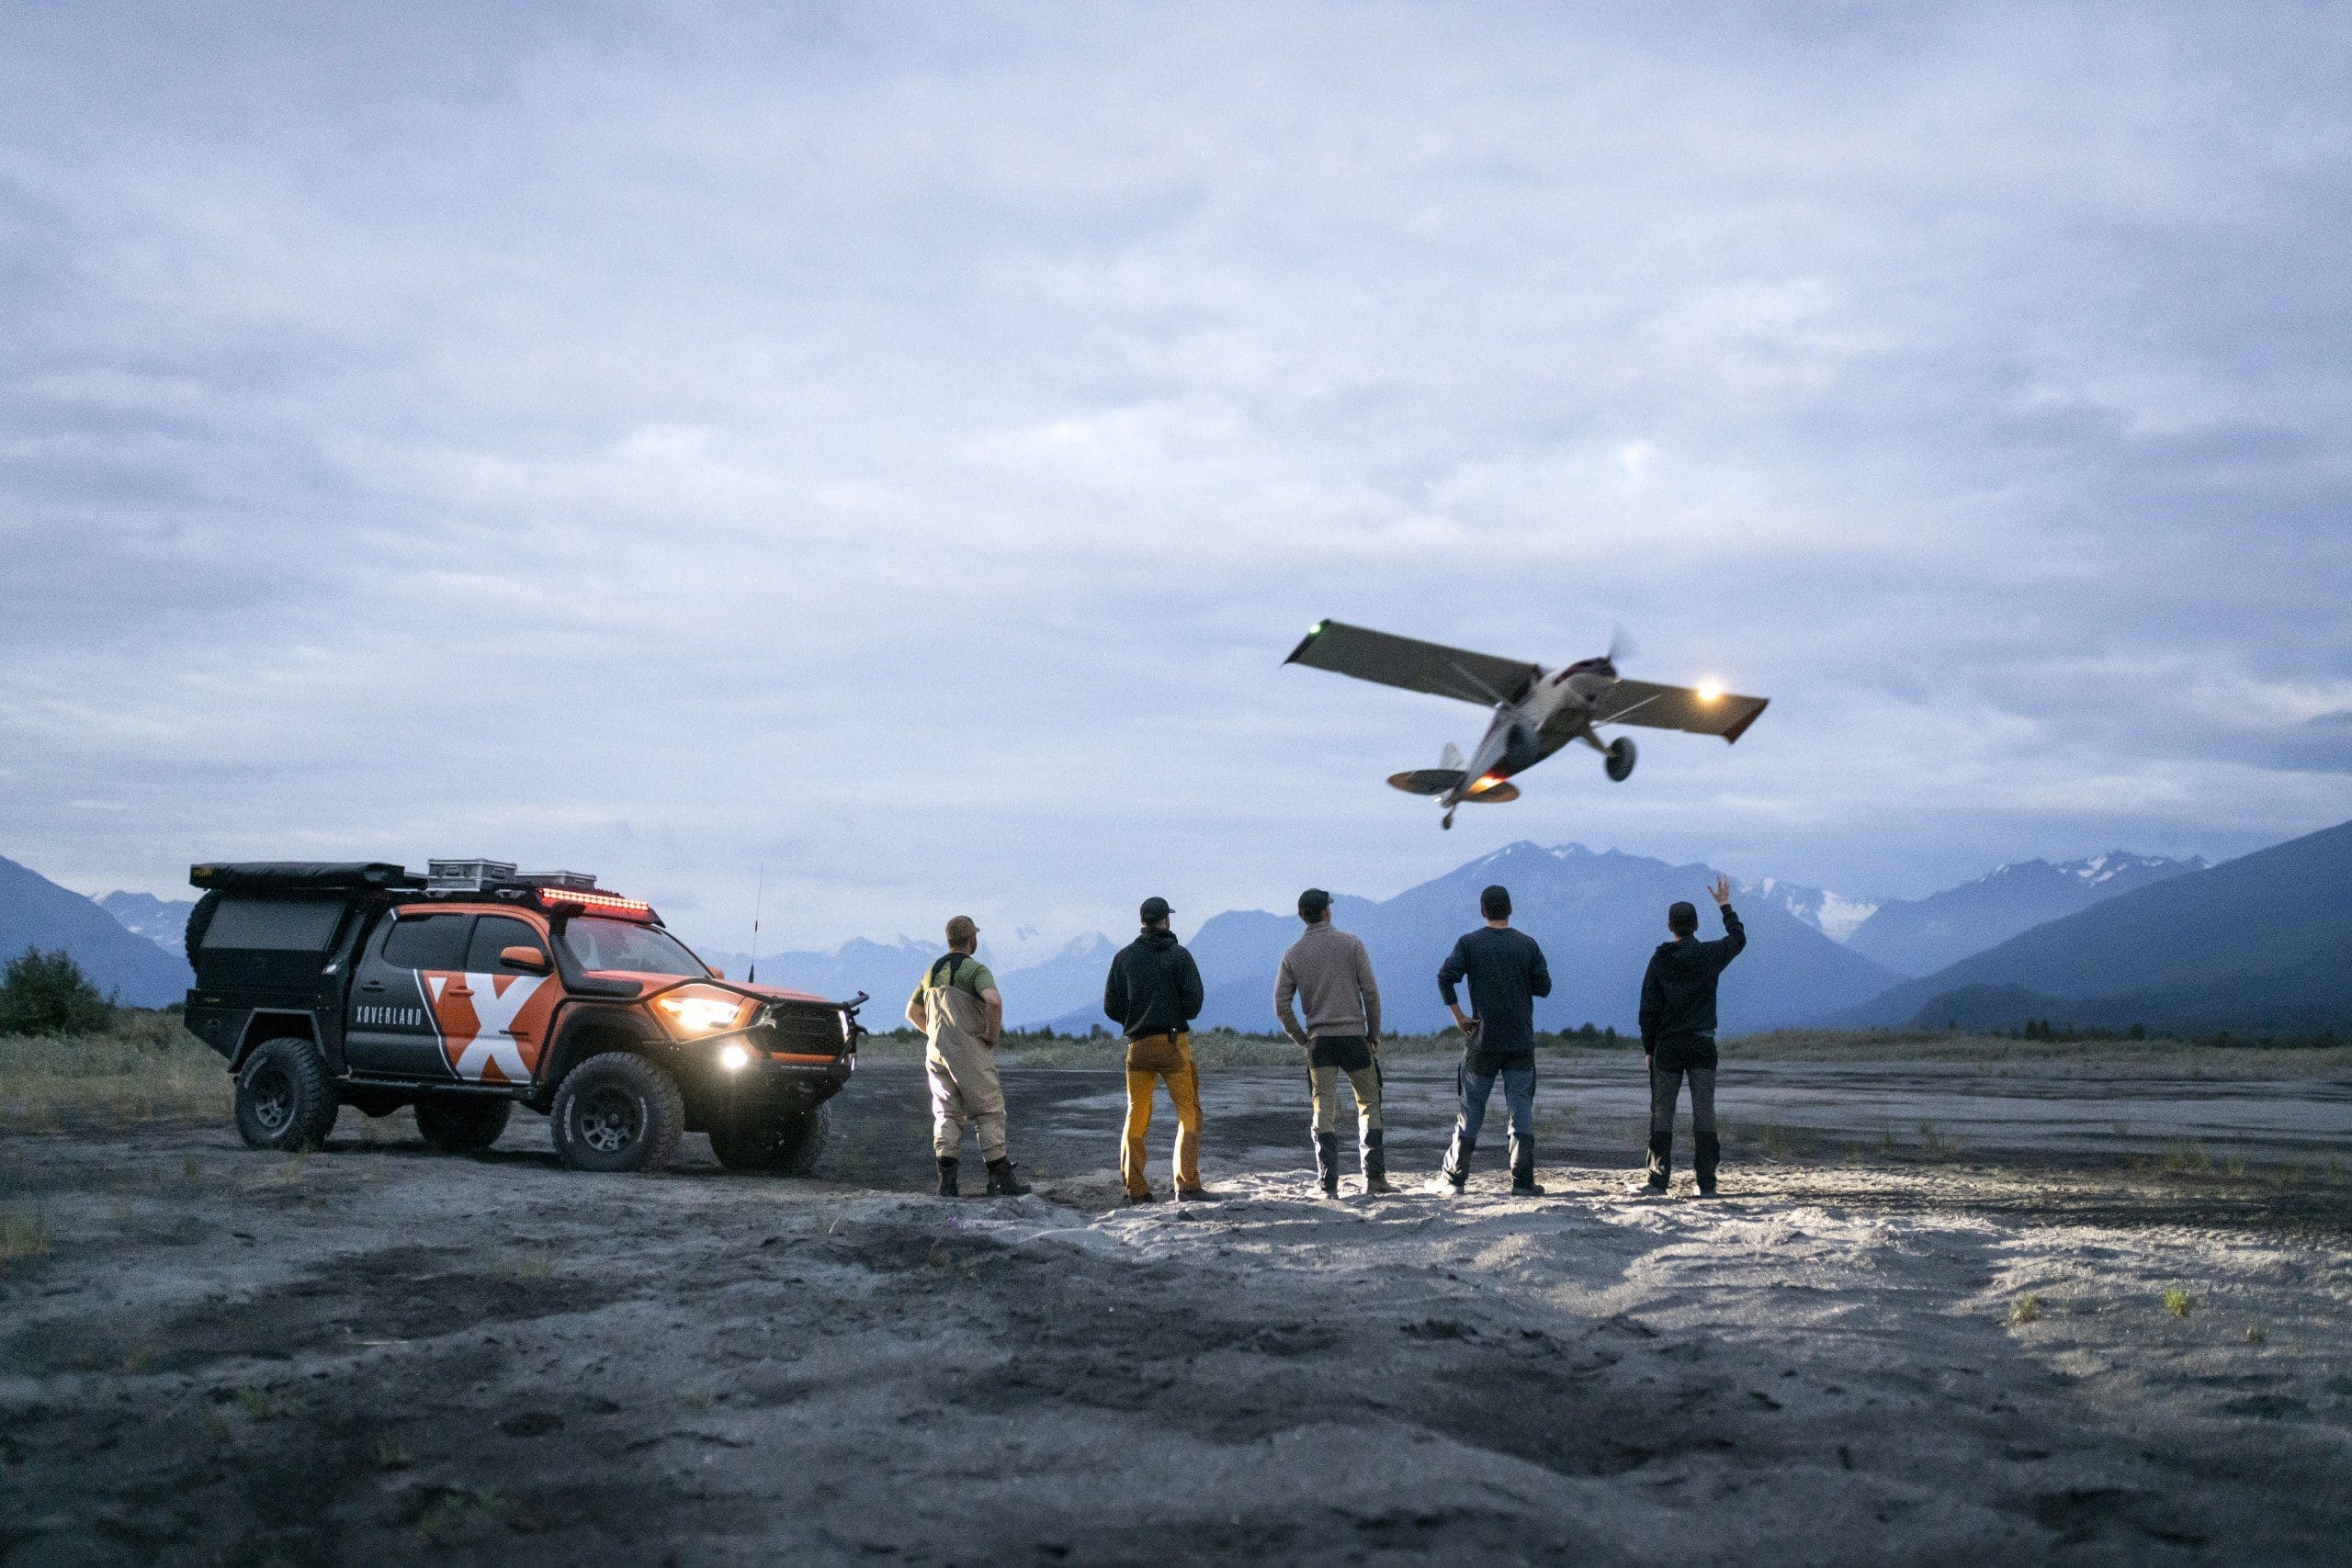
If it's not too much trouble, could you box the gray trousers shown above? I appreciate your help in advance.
[1647,1063,1718,1188]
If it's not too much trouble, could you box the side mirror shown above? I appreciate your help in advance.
[501,945,551,975]
[710,966,726,979]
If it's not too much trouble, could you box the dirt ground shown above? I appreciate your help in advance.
[4,1056,2350,1566]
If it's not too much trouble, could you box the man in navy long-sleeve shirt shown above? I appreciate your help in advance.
[1437,883,1553,1197]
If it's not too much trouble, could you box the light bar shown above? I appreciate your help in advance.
[536,887,653,916]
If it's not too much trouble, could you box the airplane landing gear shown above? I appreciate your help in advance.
[1442,807,1456,829]
[1604,736,1637,783]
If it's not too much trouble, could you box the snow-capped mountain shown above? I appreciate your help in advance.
[1842,852,2207,977]
[97,890,198,956]
[1746,878,1880,943]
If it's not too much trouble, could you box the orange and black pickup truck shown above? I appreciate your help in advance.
[181,860,861,1173]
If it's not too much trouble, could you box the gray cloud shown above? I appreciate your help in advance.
[3,2,2348,950]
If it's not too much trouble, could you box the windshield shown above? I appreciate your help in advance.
[561,917,709,978]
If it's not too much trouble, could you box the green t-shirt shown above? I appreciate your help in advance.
[910,953,996,1009]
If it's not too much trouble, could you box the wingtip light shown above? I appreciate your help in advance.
[1696,680,1724,703]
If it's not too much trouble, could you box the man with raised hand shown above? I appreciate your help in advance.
[1103,896,1211,1204]
[1438,883,1553,1197]
[1275,888,1392,1199]
[907,914,1029,1199]
[1637,874,1747,1198]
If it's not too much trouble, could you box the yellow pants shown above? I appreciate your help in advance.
[1122,1032,1202,1197]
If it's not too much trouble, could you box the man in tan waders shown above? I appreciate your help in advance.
[905,915,1030,1198]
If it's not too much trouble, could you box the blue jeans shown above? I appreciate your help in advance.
[1445,1058,1535,1184]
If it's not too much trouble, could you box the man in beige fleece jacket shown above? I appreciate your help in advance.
[1274,888,1392,1197]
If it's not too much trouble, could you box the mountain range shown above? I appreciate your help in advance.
[1853,818,2352,1035]
[6,827,2329,1037]
[0,856,193,1007]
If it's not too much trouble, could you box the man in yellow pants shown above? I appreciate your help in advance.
[1102,896,1210,1204]
[906,915,1030,1199]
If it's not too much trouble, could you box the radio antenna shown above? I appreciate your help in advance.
[748,862,765,984]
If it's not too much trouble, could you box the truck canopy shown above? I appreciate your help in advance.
[191,862,424,894]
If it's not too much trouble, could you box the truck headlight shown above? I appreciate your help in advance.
[655,985,760,1040]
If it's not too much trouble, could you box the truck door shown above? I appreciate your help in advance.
[447,915,560,1088]
[345,911,474,1080]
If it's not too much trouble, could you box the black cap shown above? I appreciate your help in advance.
[1297,888,1331,919]
[1139,895,1173,922]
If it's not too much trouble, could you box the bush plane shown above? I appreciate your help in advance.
[1284,620,1770,828]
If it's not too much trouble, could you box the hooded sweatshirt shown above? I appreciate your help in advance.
[1638,905,1747,1051]
[1103,926,1204,1040]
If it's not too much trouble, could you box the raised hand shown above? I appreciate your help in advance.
[1709,874,1732,908]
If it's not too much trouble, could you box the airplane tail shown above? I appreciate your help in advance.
[1390,740,1470,796]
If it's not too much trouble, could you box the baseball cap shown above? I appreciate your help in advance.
[1139,895,1173,922]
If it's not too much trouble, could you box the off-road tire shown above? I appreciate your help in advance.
[234,1037,338,1152]
[415,1096,513,1154]
[550,1052,684,1173]
[709,1101,831,1176]
[184,890,222,970]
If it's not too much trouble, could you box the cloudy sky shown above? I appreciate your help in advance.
[4,2,2348,956]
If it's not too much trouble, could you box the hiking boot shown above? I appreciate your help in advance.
[1125,1188,1159,1206]
[1693,1184,1721,1201]
[1510,1180,1547,1198]
[1176,1186,1216,1202]
[1319,1179,1342,1200]
[1363,1173,1397,1197]
[1626,1175,1668,1196]
[1313,1132,1341,1193]
[935,1156,960,1199]
[984,1158,1031,1197]
[1442,1134,1474,1192]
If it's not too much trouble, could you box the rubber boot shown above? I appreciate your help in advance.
[1694,1129,1720,1197]
[935,1156,960,1198]
[1315,1133,1341,1197]
[1510,1132,1544,1197]
[1442,1134,1474,1192]
[985,1157,1031,1197]
[1361,1128,1395,1196]
[1644,1129,1673,1191]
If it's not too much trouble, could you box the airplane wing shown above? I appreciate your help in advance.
[1591,679,1770,743]
[1284,621,1539,706]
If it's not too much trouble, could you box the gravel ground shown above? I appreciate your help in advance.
[3,1057,2349,1566]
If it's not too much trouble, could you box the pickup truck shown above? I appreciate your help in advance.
[180,859,860,1173]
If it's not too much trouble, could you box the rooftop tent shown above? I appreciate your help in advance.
[189,862,423,894]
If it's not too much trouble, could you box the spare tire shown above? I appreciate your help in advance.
[184,890,222,971]
[415,1097,512,1153]
[234,1037,338,1152]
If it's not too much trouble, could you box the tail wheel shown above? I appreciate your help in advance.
[415,1096,513,1154]
[550,1052,685,1173]
[234,1038,338,1152]
[709,1101,831,1176]
[1605,736,1638,782]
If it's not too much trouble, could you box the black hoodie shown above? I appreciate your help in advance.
[1638,905,1747,1051]
[1103,927,1204,1040]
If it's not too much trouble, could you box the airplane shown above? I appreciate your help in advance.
[1283,620,1770,829]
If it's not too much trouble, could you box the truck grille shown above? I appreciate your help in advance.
[763,1000,847,1056]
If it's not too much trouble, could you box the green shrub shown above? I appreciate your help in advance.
[0,948,111,1036]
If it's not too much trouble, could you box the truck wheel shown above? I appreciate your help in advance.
[551,1053,684,1173]
[234,1038,338,1152]
[415,1097,513,1154]
[774,1101,831,1177]
[708,1102,830,1175]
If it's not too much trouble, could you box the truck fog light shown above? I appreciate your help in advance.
[718,1043,751,1072]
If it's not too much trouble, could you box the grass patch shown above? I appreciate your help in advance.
[1,1206,52,1265]
[2008,1293,2043,1326]
[2164,1288,2194,1318]
[0,1010,228,1131]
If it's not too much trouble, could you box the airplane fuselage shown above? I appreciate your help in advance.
[1447,658,1620,809]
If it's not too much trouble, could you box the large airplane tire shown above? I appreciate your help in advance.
[1605,736,1638,783]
